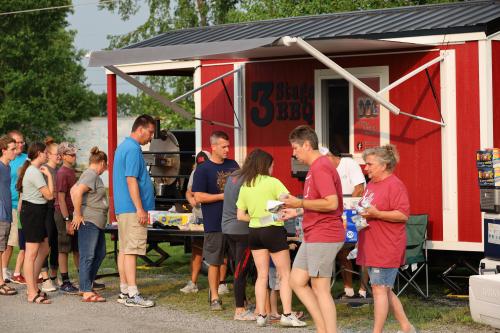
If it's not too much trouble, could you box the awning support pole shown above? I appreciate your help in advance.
[105,65,193,120]
[398,111,445,126]
[105,65,239,129]
[172,67,240,103]
[282,36,401,115]
[379,54,445,94]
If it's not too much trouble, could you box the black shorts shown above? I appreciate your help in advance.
[248,226,288,253]
[20,201,48,243]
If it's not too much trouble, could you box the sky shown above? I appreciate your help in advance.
[67,0,150,94]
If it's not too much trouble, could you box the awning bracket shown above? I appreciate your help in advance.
[281,36,445,127]
[105,65,240,129]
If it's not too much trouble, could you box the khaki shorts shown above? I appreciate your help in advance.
[117,213,147,255]
[7,209,19,247]
[0,221,11,251]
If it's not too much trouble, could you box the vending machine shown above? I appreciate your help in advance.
[470,149,500,329]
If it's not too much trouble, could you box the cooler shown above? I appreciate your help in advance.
[469,274,500,329]
[484,214,500,260]
[479,258,500,275]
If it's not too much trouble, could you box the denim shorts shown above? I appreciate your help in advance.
[367,267,399,288]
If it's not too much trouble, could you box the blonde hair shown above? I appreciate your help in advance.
[362,144,400,171]
[89,146,107,165]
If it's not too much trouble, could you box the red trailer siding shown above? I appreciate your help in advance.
[200,63,236,158]
[243,50,446,240]
[200,42,484,244]
[452,42,482,243]
[493,41,500,148]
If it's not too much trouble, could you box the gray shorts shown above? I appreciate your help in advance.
[293,242,344,278]
[203,232,226,265]
[0,221,11,252]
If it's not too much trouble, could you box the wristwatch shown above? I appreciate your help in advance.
[63,216,70,222]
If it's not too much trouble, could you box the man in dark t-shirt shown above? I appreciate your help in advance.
[192,131,239,310]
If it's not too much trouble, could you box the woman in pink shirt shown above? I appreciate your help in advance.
[356,145,415,333]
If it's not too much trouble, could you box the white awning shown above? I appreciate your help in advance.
[89,37,430,67]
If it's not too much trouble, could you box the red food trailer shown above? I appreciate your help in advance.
[90,0,500,254]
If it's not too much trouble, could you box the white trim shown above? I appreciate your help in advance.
[233,63,246,166]
[105,60,200,74]
[488,31,500,41]
[427,240,483,252]
[440,50,458,243]
[384,32,486,45]
[478,39,494,149]
[194,65,202,152]
[314,66,390,162]
[201,49,439,68]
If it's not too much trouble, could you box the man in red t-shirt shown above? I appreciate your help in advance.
[282,125,344,333]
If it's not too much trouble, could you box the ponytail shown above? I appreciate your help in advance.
[16,160,31,193]
[16,142,46,193]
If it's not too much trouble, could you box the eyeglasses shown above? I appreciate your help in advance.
[15,141,25,145]
[64,153,76,157]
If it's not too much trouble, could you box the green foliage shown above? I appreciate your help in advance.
[0,0,99,142]
[227,0,457,22]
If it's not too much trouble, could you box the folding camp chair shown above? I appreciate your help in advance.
[396,214,429,298]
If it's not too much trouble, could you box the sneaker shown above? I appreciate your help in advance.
[218,283,229,295]
[60,282,79,294]
[397,324,416,333]
[280,313,307,327]
[234,309,256,321]
[116,292,129,304]
[210,299,223,311]
[256,314,268,327]
[3,269,12,283]
[10,275,26,284]
[92,281,106,291]
[180,281,198,294]
[125,293,155,308]
[41,279,57,292]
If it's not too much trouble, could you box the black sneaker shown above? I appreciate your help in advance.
[92,281,106,291]
[60,282,79,295]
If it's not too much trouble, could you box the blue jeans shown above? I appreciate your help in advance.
[78,222,106,292]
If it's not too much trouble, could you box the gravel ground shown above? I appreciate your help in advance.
[1,284,496,333]
[0,284,323,333]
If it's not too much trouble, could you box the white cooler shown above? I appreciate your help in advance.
[469,274,500,329]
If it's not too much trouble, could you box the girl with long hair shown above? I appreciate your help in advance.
[236,149,306,328]
[40,137,60,292]
[17,142,54,304]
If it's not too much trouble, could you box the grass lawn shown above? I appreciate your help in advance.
[8,235,493,332]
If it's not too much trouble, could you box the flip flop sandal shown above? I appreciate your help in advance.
[37,289,48,298]
[0,284,17,295]
[29,294,51,304]
[81,294,106,302]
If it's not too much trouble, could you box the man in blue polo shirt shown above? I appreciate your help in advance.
[113,114,155,308]
[192,131,239,310]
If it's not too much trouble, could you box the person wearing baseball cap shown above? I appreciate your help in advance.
[54,142,79,294]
